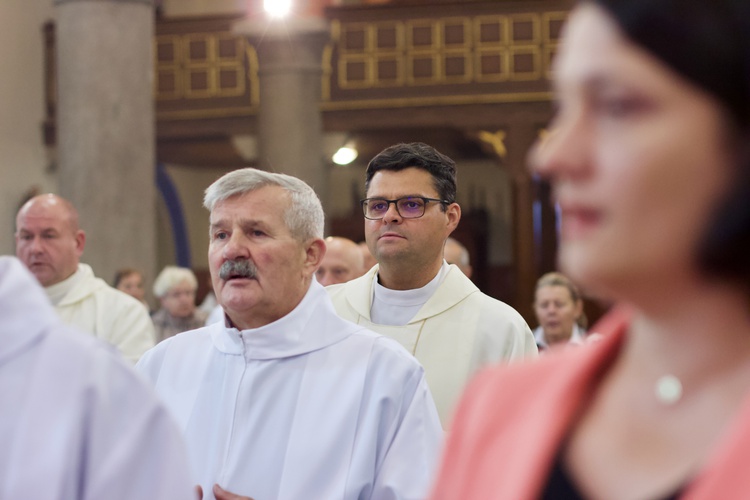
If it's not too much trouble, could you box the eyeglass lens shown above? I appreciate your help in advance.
[364,197,426,218]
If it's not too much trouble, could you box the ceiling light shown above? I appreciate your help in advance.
[264,0,292,18]
[332,145,358,166]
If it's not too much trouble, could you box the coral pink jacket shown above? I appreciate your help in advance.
[430,307,750,500]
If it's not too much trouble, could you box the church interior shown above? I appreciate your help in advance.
[0,0,583,325]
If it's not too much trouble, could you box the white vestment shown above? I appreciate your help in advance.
[137,280,443,500]
[0,256,194,500]
[533,324,587,350]
[47,263,155,363]
[327,264,538,426]
[205,303,224,325]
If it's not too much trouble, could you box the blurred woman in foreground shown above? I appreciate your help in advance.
[431,1,750,498]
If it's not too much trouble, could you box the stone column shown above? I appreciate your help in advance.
[55,0,156,286]
[234,17,330,218]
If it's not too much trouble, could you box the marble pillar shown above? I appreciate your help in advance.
[55,0,156,287]
[235,17,331,219]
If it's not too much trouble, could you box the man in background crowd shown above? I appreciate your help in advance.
[316,236,365,286]
[137,168,442,500]
[328,142,537,426]
[444,236,473,279]
[15,194,154,363]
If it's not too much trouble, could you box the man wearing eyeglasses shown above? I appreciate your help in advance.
[327,142,537,427]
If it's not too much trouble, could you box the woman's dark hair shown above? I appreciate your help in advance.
[113,268,141,288]
[365,142,457,207]
[592,0,750,290]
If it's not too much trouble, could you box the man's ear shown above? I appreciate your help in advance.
[304,238,326,274]
[74,230,86,257]
[445,202,461,232]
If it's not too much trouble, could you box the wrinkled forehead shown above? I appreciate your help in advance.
[209,188,293,234]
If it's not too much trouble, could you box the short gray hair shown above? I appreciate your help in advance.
[153,266,198,298]
[204,168,325,241]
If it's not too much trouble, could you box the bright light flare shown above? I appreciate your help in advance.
[333,146,358,166]
[264,0,292,18]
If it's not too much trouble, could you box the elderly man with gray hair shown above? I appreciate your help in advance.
[136,168,442,500]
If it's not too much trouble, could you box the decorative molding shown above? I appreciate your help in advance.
[55,0,153,5]
[156,105,255,121]
[331,9,566,92]
[320,91,553,111]
[44,7,569,127]
[154,32,255,106]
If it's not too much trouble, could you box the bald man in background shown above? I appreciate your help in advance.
[444,237,473,279]
[316,236,365,286]
[15,194,155,363]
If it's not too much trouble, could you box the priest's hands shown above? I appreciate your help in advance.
[195,484,254,500]
[213,484,254,500]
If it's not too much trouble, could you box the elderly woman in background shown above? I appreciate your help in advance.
[533,272,586,350]
[430,0,750,498]
[151,266,207,342]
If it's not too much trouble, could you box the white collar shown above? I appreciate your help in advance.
[211,280,362,360]
[370,261,450,325]
[44,265,85,305]
[534,324,586,349]
[372,261,450,305]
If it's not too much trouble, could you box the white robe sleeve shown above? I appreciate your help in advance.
[101,289,156,364]
[81,352,195,500]
[0,331,194,500]
[370,366,443,500]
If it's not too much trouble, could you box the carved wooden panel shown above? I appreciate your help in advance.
[154,16,258,120]
[326,2,571,110]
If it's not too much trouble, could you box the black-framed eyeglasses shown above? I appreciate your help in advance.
[360,196,448,220]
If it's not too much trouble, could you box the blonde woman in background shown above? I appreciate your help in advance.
[533,272,586,351]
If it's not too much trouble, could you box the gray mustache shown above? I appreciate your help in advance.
[219,259,258,280]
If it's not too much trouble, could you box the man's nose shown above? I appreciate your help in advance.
[222,232,251,260]
[382,201,403,224]
[28,236,45,253]
[318,271,331,286]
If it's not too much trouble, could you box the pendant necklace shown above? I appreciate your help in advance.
[655,374,683,405]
